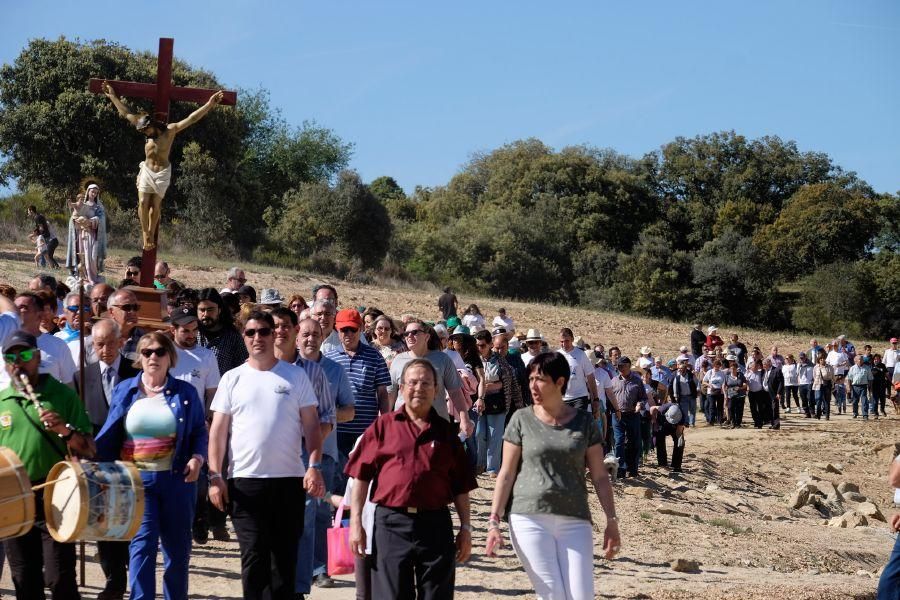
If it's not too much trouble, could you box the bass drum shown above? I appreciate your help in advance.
[44,460,144,543]
[0,446,35,540]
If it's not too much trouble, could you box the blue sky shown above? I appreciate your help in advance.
[2,1,898,194]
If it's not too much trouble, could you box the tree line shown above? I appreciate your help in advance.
[1,38,897,337]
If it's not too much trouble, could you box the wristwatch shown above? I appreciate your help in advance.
[309,463,322,470]
[460,523,472,532]
[208,473,223,482]
[58,423,76,442]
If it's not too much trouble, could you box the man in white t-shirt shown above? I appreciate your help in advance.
[170,309,220,409]
[557,327,599,415]
[208,310,323,600]
[521,329,545,367]
[491,308,515,335]
[0,292,76,390]
[884,338,898,400]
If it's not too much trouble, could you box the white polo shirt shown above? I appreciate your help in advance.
[171,344,221,408]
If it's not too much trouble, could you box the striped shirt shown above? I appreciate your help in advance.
[313,354,356,461]
[292,356,336,426]
[327,343,390,437]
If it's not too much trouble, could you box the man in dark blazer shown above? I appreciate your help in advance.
[762,357,783,430]
[80,318,138,600]
[82,319,139,431]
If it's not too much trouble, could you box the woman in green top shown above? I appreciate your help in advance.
[485,352,620,600]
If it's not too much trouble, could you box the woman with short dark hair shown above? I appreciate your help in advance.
[486,352,621,600]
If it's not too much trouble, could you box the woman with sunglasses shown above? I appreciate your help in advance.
[388,319,473,435]
[96,331,208,600]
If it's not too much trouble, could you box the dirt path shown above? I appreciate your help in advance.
[0,250,894,598]
[0,412,894,599]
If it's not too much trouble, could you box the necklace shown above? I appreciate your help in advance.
[141,375,166,394]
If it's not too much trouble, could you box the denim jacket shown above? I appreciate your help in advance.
[95,373,208,473]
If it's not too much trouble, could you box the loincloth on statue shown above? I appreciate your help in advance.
[136,161,172,197]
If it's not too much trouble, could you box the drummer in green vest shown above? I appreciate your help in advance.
[0,329,94,600]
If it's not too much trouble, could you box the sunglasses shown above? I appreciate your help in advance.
[111,303,141,312]
[243,327,272,338]
[404,329,425,338]
[3,349,37,364]
[140,347,167,358]
[339,327,359,334]
[66,304,91,312]
[125,270,140,277]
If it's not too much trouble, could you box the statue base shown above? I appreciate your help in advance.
[123,286,169,330]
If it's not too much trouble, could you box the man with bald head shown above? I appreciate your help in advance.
[106,289,144,360]
[83,319,138,598]
[90,283,115,319]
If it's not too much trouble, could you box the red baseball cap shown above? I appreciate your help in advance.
[335,309,363,330]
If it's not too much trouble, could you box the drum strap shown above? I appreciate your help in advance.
[14,399,68,461]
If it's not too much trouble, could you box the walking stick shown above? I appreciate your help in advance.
[75,212,88,588]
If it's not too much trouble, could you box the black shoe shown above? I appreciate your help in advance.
[617,469,627,480]
[211,525,231,541]
[97,590,126,600]
[192,524,209,545]
[314,574,336,588]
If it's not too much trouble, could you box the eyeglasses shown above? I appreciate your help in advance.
[3,349,37,364]
[111,303,141,312]
[125,270,140,277]
[339,327,359,334]
[404,329,425,338]
[140,347,167,358]
[243,327,272,338]
[66,304,91,312]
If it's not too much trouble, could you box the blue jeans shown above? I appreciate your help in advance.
[463,408,479,468]
[296,454,337,593]
[877,531,900,600]
[476,412,505,473]
[851,385,871,417]
[834,382,846,410]
[815,383,832,417]
[130,470,197,600]
[677,395,696,426]
[798,384,812,415]
[613,411,641,475]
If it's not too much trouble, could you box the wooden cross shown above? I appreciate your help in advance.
[88,37,236,287]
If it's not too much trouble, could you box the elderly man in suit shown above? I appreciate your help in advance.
[83,317,138,599]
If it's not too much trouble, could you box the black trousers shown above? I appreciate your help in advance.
[730,395,745,427]
[372,506,456,600]
[97,540,128,595]
[655,423,684,470]
[748,390,767,428]
[46,237,60,268]
[3,487,80,600]
[229,477,305,600]
[563,396,590,412]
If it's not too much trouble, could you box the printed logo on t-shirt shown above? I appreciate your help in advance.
[274,385,291,395]
[0,412,12,429]
[190,368,201,379]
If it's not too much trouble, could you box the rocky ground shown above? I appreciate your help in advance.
[0,247,896,598]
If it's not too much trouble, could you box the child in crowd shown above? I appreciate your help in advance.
[29,228,48,267]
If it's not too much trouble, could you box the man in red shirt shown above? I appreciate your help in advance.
[346,358,476,599]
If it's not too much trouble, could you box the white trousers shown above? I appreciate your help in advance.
[509,513,594,600]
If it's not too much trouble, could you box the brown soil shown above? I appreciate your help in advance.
[0,250,894,599]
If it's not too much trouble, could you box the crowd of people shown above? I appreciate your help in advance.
[0,266,897,600]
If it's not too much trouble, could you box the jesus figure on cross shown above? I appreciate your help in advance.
[102,81,224,250]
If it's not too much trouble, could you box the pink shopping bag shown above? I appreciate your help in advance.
[327,503,355,576]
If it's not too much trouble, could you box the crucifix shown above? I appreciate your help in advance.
[88,37,237,288]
